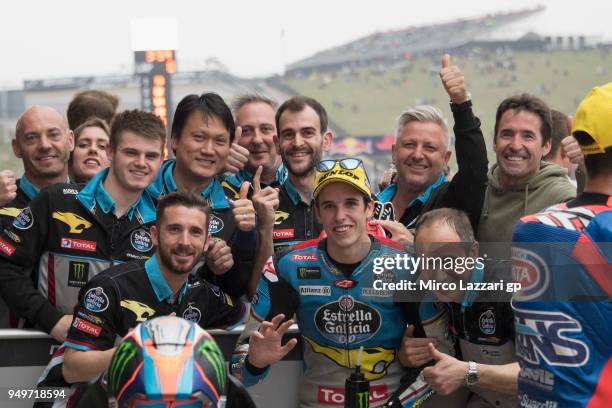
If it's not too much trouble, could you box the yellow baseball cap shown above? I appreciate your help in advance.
[572,82,612,155]
[313,158,372,199]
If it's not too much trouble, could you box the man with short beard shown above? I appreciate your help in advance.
[245,97,333,298]
[270,96,332,249]
[51,192,244,405]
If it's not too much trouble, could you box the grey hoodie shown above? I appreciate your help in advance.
[477,161,576,244]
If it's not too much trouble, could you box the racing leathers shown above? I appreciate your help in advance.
[0,169,157,333]
[512,193,612,407]
[147,159,257,297]
[231,236,422,407]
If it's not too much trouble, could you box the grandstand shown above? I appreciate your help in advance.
[286,6,547,75]
[2,5,610,180]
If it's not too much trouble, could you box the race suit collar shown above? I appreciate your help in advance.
[77,168,157,223]
[149,160,230,210]
[318,235,379,277]
[145,254,188,304]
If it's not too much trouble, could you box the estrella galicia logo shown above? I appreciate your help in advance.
[208,214,224,234]
[68,261,90,287]
[130,229,153,252]
[514,307,589,367]
[84,287,110,312]
[479,309,496,335]
[12,207,34,230]
[512,246,550,301]
[315,295,381,344]
[183,305,202,323]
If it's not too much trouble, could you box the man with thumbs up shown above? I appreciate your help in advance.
[147,93,257,297]
[223,93,286,191]
[374,54,488,238]
[388,208,518,408]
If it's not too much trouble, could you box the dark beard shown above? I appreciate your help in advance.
[158,244,196,275]
[282,147,322,178]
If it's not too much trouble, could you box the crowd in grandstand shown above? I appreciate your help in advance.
[0,53,609,408]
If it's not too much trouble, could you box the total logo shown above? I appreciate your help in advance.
[0,237,16,256]
[61,238,97,252]
[73,317,101,337]
[292,253,317,262]
[273,228,295,239]
[317,384,388,405]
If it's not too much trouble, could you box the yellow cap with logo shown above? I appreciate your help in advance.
[313,158,372,199]
[572,82,612,156]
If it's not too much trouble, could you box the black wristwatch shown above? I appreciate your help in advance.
[465,361,479,386]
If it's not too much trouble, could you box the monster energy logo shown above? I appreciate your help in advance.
[68,261,89,287]
[357,391,369,408]
[198,340,226,388]
[109,340,138,392]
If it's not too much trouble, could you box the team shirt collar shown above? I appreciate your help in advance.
[378,173,446,207]
[283,176,304,206]
[153,160,230,210]
[460,264,485,312]
[77,168,156,222]
[145,254,188,304]
[19,174,70,200]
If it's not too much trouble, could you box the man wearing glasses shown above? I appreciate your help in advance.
[232,158,424,407]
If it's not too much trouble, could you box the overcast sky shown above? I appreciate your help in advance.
[2,0,611,88]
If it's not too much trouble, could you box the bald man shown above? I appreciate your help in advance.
[0,106,73,328]
[0,106,74,225]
